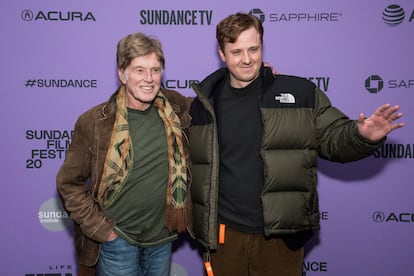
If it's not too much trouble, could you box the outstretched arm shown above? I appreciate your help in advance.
[357,103,404,142]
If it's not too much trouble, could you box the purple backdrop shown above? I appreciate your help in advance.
[1,0,413,275]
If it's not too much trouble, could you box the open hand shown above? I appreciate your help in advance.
[357,103,404,142]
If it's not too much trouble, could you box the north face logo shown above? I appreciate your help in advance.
[275,93,295,103]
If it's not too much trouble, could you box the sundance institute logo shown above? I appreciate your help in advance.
[38,198,72,232]
[382,5,405,26]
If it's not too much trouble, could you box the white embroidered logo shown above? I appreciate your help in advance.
[275,93,295,104]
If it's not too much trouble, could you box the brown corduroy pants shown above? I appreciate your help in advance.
[210,227,304,276]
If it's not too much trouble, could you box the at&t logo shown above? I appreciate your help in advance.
[382,4,414,26]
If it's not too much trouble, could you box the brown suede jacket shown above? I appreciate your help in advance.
[56,87,192,266]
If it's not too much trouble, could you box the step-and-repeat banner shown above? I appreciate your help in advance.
[1,0,412,275]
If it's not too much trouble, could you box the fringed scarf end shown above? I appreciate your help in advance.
[165,199,193,233]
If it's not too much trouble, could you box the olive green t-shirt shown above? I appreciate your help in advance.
[104,104,176,246]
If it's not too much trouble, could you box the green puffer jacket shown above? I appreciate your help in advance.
[189,66,384,250]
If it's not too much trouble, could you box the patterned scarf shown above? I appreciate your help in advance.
[97,86,189,232]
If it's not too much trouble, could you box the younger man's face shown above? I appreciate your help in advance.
[219,26,263,89]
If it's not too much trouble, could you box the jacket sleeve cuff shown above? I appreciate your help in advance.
[352,122,386,150]
[354,123,387,147]
[87,217,116,243]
